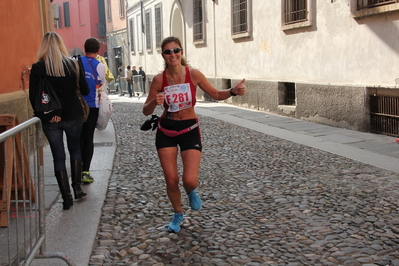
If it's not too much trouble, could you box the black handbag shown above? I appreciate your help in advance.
[33,66,62,121]
[140,115,159,131]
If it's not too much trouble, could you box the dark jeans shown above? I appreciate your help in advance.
[81,107,99,172]
[43,117,83,172]
[117,81,124,94]
[127,82,133,97]
[142,80,146,94]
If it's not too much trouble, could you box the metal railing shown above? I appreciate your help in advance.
[0,116,76,266]
[112,75,146,97]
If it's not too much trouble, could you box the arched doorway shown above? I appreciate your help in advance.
[170,2,185,49]
[68,47,84,57]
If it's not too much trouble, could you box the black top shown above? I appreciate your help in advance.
[29,60,90,121]
[139,69,146,80]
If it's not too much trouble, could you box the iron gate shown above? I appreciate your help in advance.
[369,94,399,137]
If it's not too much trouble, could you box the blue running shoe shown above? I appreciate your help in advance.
[168,212,184,233]
[188,189,202,211]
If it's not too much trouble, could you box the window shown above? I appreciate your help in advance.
[129,19,135,53]
[358,0,398,9]
[155,3,162,49]
[231,0,252,38]
[281,0,313,30]
[193,0,204,43]
[106,0,112,22]
[137,15,143,52]
[284,83,296,105]
[53,3,61,29]
[278,82,296,106]
[63,2,70,27]
[352,0,399,18]
[119,0,124,18]
[283,0,307,24]
[145,9,152,50]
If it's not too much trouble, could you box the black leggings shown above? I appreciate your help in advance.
[81,107,99,171]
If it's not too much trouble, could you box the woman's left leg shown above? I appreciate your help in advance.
[64,118,86,199]
[181,149,202,211]
[181,149,201,192]
[64,118,83,161]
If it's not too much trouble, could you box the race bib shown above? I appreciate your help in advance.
[164,83,193,112]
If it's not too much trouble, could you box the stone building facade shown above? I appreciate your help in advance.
[124,0,399,134]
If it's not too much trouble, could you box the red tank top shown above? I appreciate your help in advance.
[161,66,197,112]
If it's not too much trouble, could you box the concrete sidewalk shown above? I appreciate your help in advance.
[32,96,399,265]
[195,101,399,174]
[31,121,116,266]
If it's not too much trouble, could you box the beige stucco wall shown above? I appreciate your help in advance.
[128,0,399,132]
[295,84,368,131]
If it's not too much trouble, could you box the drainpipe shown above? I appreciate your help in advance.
[141,0,146,71]
[126,0,131,66]
[213,0,217,78]
[39,0,51,35]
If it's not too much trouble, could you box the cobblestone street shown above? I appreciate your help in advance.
[89,97,399,266]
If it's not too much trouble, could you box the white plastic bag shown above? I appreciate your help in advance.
[96,91,113,131]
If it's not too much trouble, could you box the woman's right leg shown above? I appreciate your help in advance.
[157,147,181,212]
[158,147,185,232]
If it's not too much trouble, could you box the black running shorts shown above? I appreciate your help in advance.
[155,117,202,152]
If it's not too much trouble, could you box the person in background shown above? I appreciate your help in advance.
[125,65,133,97]
[132,65,139,76]
[115,67,123,95]
[142,36,246,233]
[96,54,114,93]
[139,66,146,94]
[29,32,89,210]
[132,66,140,96]
[79,37,106,183]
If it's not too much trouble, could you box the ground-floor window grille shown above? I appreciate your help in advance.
[369,94,399,137]
[283,0,307,25]
[357,0,398,10]
[283,83,296,105]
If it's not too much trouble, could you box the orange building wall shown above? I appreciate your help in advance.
[0,0,52,124]
[0,0,49,94]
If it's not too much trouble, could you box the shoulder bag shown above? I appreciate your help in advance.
[33,64,62,121]
[74,60,90,122]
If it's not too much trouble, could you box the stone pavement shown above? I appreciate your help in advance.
[90,95,399,266]
[37,95,399,266]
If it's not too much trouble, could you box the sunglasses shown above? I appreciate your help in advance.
[162,47,182,55]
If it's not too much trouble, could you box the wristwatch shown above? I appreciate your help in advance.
[230,88,237,96]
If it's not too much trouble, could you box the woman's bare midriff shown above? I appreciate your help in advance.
[162,107,198,121]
